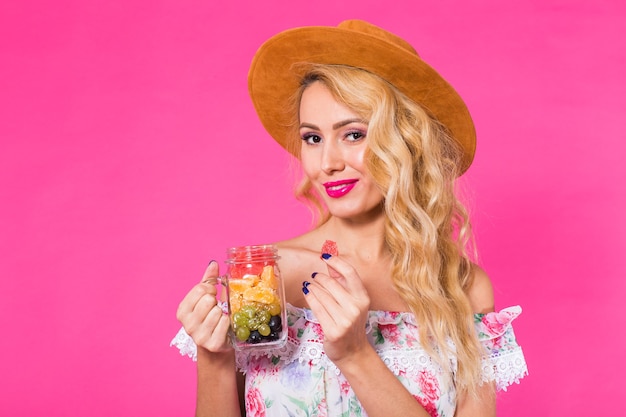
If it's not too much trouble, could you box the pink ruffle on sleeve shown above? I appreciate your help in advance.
[475,306,528,391]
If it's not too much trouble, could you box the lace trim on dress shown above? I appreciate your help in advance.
[233,334,445,378]
[379,346,444,376]
[481,346,528,391]
[475,306,528,390]
[233,330,326,374]
[297,304,418,327]
[234,305,445,375]
[171,304,528,391]
[170,327,197,361]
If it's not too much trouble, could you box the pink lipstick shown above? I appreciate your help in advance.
[323,179,358,198]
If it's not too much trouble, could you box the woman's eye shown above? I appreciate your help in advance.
[346,131,365,141]
[301,133,322,145]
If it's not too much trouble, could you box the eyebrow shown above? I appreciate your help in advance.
[299,118,368,131]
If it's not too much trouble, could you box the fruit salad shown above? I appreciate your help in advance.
[228,263,284,348]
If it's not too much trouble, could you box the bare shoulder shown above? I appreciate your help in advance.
[274,233,319,267]
[273,232,327,305]
[467,264,495,314]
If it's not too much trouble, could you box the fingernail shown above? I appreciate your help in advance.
[303,281,311,287]
[302,285,309,295]
[311,272,318,279]
[321,253,332,260]
[208,260,217,266]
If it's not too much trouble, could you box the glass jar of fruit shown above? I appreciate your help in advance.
[224,244,286,351]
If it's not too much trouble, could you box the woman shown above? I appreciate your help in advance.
[172,20,527,416]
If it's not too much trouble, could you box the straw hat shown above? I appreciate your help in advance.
[248,19,476,173]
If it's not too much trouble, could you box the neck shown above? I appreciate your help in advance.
[319,212,389,263]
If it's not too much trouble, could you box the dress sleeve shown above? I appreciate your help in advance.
[170,327,198,361]
[474,306,528,391]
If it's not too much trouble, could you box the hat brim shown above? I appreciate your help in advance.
[248,24,476,173]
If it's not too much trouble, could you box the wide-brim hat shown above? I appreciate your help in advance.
[248,19,476,173]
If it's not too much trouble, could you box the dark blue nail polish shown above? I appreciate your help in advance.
[303,281,311,287]
[302,285,309,295]
[321,253,332,260]
[311,272,318,279]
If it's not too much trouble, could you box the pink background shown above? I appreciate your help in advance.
[1,0,624,415]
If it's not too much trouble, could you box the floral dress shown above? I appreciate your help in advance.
[171,304,528,417]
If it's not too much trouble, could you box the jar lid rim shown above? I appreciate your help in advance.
[225,244,279,263]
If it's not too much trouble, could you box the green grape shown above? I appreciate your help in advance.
[233,311,249,328]
[268,303,281,316]
[241,305,257,319]
[248,318,260,330]
[258,324,271,337]
[236,326,251,341]
[257,309,271,324]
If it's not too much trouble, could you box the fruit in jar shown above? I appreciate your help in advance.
[228,264,282,345]
[258,324,271,337]
[243,286,277,304]
[268,302,281,316]
[235,326,251,341]
[260,265,278,288]
[229,277,256,293]
[268,315,282,333]
[248,330,262,344]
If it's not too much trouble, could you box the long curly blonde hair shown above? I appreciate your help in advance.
[283,64,486,396]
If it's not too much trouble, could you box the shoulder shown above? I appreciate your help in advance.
[275,233,319,263]
[467,264,495,314]
[273,232,331,305]
[274,227,330,259]
[274,232,329,276]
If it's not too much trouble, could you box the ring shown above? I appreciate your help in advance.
[218,300,229,315]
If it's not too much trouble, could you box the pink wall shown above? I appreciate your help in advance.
[1,1,624,415]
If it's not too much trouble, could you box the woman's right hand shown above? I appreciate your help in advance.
[176,261,232,353]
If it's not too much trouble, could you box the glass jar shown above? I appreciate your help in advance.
[224,244,287,351]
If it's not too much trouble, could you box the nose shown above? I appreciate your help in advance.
[320,140,345,174]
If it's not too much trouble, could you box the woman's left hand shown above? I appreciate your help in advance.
[303,254,371,363]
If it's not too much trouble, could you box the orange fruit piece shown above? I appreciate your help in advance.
[229,294,243,313]
[243,286,276,304]
[260,265,278,289]
[228,278,255,296]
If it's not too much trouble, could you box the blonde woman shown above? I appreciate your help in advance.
[173,20,527,417]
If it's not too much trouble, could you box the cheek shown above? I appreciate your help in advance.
[349,147,368,172]
[299,153,318,179]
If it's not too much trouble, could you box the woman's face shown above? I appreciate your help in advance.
[299,82,384,221]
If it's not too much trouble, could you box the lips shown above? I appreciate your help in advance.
[323,179,358,198]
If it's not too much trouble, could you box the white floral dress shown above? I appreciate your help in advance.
[171,304,528,417]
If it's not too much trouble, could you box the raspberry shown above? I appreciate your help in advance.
[321,240,339,257]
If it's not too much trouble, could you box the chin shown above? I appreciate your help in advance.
[326,203,384,220]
